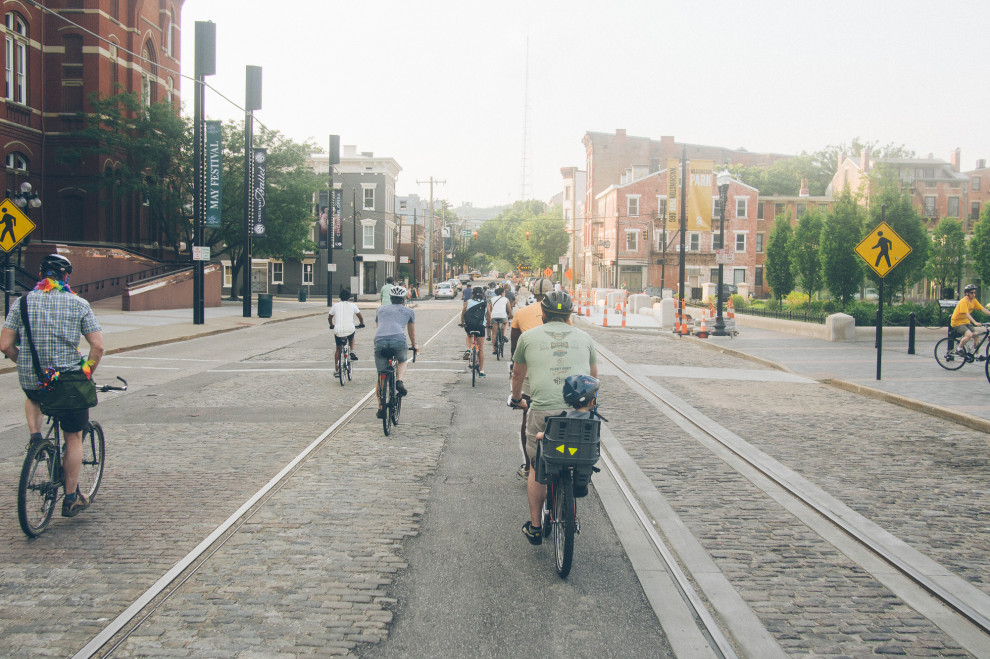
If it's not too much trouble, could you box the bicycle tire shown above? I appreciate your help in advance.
[552,471,575,578]
[338,355,346,386]
[382,373,393,436]
[934,337,966,371]
[346,354,352,381]
[471,347,477,387]
[985,351,990,385]
[77,422,105,503]
[18,440,59,538]
[495,333,503,360]
[392,383,402,425]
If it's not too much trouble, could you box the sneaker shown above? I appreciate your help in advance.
[522,521,542,546]
[350,352,359,361]
[462,351,470,360]
[956,348,968,357]
[478,371,486,378]
[62,493,90,518]
[574,484,589,498]
[396,380,407,397]
[333,370,341,378]
[517,464,529,479]
[376,408,386,419]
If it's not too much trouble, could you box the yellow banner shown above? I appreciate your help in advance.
[665,158,680,231]
[687,159,714,232]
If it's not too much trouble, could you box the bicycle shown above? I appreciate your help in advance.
[459,323,483,387]
[533,413,602,578]
[378,347,416,436]
[492,320,508,361]
[17,377,128,538]
[934,323,990,371]
[336,323,365,387]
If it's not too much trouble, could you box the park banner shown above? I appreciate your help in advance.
[252,148,267,237]
[331,188,343,249]
[665,158,680,231]
[687,159,714,232]
[205,121,222,228]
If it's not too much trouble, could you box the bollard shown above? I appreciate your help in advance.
[908,312,916,354]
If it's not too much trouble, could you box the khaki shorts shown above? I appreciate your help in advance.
[526,408,565,466]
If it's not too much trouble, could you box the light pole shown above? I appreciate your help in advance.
[712,168,732,336]
[4,181,41,316]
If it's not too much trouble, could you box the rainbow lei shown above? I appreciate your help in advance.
[34,277,75,295]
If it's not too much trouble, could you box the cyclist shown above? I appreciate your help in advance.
[328,288,365,377]
[1,254,104,517]
[373,285,417,418]
[951,284,988,357]
[462,285,487,377]
[460,283,474,359]
[532,374,603,498]
[509,290,597,545]
[488,286,513,354]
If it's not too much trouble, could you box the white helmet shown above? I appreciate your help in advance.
[389,285,408,298]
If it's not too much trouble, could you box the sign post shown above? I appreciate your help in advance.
[854,207,911,380]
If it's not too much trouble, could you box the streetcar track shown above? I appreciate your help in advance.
[594,340,990,656]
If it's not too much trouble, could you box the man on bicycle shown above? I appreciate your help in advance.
[952,284,988,356]
[509,290,597,545]
[462,286,487,377]
[1,254,104,517]
[328,288,365,377]
[373,285,417,418]
[488,286,513,354]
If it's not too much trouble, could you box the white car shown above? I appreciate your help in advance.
[434,282,455,299]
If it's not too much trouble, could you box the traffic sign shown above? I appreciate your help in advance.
[543,267,553,278]
[461,229,471,238]
[0,200,35,253]
[855,221,912,278]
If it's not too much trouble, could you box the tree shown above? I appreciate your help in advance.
[969,203,990,286]
[469,201,566,272]
[820,190,865,308]
[764,215,795,302]
[924,218,966,299]
[791,211,825,302]
[864,184,929,302]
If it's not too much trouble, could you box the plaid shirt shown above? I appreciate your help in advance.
[3,289,101,391]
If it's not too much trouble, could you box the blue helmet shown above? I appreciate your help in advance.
[563,374,599,408]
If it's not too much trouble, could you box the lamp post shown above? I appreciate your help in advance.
[712,168,732,336]
[4,181,41,316]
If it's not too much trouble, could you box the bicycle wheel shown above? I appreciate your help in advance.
[391,381,402,425]
[381,374,392,436]
[346,354,352,381]
[551,471,575,578]
[338,354,346,386]
[495,333,503,360]
[77,422,105,502]
[18,440,59,538]
[471,347,477,387]
[934,337,965,371]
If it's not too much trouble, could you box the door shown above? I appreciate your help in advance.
[363,262,377,295]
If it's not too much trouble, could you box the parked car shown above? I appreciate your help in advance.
[434,282,455,299]
[447,278,461,292]
[717,284,738,297]
[643,286,665,298]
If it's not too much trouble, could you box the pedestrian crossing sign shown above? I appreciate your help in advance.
[0,200,35,253]
[855,221,911,278]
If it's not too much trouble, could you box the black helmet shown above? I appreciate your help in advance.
[541,290,573,315]
[965,284,978,293]
[563,374,599,408]
[472,286,485,300]
[40,253,72,279]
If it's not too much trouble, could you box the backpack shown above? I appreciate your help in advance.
[464,301,487,333]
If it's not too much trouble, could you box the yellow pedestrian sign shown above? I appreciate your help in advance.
[855,221,912,278]
[0,200,36,253]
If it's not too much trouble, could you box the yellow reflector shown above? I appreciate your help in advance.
[569,447,578,455]
[555,445,565,454]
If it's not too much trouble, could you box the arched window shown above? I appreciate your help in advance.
[166,77,174,106]
[4,12,27,104]
[6,151,27,171]
[108,43,118,92]
[141,41,157,106]
[164,9,174,57]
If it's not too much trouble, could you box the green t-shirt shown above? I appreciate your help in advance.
[380,283,393,305]
[512,322,597,411]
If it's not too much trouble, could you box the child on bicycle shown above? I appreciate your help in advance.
[328,289,365,377]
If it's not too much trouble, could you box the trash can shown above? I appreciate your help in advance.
[257,293,273,318]
[297,288,308,302]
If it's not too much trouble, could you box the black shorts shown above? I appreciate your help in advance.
[23,389,89,433]
[465,326,485,337]
[334,333,355,347]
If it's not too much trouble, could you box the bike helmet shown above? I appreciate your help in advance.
[39,253,73,279]
[389,285,407,298]
[472,286,485,300]
[965,284,978,293]
[563,374,599,408]
[530,278,554,296]
[541,290,573,315]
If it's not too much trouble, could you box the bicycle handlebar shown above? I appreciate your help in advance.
[410,346,418,363]
[98,376,128,393]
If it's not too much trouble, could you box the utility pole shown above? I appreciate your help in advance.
[416,177,444,296]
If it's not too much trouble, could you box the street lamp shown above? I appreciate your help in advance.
[4,181,41,316]
[712,168,731,336]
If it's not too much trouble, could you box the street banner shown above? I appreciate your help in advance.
[317,190,329,250]
[687,159,714,232]
[665,158,679,231]
[205,121,222,228]
[331,188,343,249]
[252,148,267,237]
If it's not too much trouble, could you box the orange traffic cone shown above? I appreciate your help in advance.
[727,297,735,320]
[621,300,627,328]
[673,300,681,334]
[698,316,708,338]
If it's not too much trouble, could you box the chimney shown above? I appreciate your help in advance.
[799,178,810,197]
[950,147,961,172]
[838,152,845,168]
[860,148,870,172]
[978,159,987,170]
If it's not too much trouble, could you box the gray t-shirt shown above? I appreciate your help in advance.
[374,304,415,341]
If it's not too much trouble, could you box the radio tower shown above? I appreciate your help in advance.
[520,37,532,201]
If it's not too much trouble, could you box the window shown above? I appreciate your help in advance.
[924,196,936,218]
[755,266,763,286]
[948,197,960,218]
[733,268,746,285]
[688,233,700,251]
[164,10,174,57]
[627,195,639,217]
[657,196,667,219]
[735,233,746,252]
[735,198,748,218]
[774,203,785,218]
[223,264,232,287]
[756,233,765,253]
[625,230,637,251]
[796,203,806,218]
[973,177,982,192]
[109,44,118,92]
[6,152,27,171]
[272,262,283,284]
[973,202,982,221]
[712,195,722,218]
[302,263,314,285]
[141,42,157,107]
[166,77,174,106]
[362,184,375,210]
[757,202,764,220]
[363,224,374,248]
[713,232,723,249]
[62,34,83,112]
[5,12,27,104]
[709,268,718,282]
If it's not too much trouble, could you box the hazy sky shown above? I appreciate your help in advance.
[181,0,990,209]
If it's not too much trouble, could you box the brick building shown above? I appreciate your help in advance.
[2,0,182,247]
[964,159,989,228]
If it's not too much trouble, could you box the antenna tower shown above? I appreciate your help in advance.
[520,37,532,201]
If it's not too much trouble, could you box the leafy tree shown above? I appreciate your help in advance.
[924,218,966,299]
[864,184,929,303]
[969,203,990,286]
[820,190,865,308]
[791,211,825,302]
[57,91,193,258]
[470,201,566,272]
[764,215,795,302]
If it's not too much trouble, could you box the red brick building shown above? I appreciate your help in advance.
[964,159,989,228]
[2,0,181,246]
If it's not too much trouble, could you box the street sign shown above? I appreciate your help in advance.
[543,267,553,278]
[855,221,912,278]
[461,229,471,238]
[0,200,35,253]
[192,246,211,261]
[715,249,734,264]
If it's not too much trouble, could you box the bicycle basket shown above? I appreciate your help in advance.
[539,415,601,469]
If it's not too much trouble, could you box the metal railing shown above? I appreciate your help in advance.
[733,306,828,325]
[72,264,181,298]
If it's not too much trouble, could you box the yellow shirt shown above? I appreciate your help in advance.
[951,297,986,327]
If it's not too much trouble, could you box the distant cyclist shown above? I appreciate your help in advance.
[488,286,513,354]
[328,288,365,377]
[952,284,989,356]
[462,285,487,377]
[373,285,417,418]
